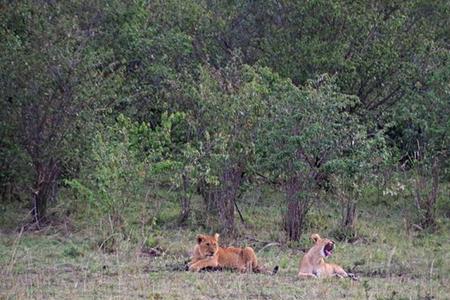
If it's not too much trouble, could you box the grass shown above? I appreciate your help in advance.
[1,192,449,299]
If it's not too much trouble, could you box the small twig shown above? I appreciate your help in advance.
[7,226,25,274]
[429,259,434,281]
[257,242,281,254]
[386,246,396,276]
[412,224,423,231]
[98,233,120,251]
[254,172,278,185]
[233,198,245,224]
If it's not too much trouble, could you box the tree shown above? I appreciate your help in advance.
[256,74,363,241]
[394,46,450,229]
[184,60,266,235]
[327,130,390,239]
[0,1,121,225]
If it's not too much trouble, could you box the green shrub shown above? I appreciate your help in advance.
[65,118,147,250]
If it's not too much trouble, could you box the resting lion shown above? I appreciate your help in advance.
[298,233,357,280]
[188,233,278,274]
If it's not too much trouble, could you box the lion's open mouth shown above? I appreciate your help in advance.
[205,252,216,257]
[324,242,334,257]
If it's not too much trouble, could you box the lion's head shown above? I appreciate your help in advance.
[196,233,219,257]
[310,233,335,258]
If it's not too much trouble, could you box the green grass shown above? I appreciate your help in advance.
[1,194,449,299]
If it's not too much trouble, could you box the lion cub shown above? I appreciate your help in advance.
[298,233,356,280]
[188,233,277,274]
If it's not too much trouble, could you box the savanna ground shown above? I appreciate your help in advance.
[1,189,449,300]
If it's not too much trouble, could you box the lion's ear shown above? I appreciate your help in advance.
[214,233,220,241]
[311,233,321,243]
[197,235,204,244]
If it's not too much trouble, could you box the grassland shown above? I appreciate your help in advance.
[1,193,449,299]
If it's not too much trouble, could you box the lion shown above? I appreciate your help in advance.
[298,233,357,280]
[188,233,278,275]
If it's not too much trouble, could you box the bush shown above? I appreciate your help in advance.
[66,117,147,251]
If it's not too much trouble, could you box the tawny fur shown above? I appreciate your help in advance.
[188,233,275,274]
[298,233,352,279]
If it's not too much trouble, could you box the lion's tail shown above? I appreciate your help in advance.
[347,272,359,281]
[253,265,279,275]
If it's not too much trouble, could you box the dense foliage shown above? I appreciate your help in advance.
[1,0,448,240]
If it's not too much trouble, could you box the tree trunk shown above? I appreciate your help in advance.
[218,197,235,235]
[342,198,357,229]
[413,158,440,229]
[198,179,218,214]
[178,174,191,225]
[422,159,439,228]
[31,159,60,225]
[197,163,244,235]
[286,199,301,241]
[284,176,309,241]
[217,165,243,235]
